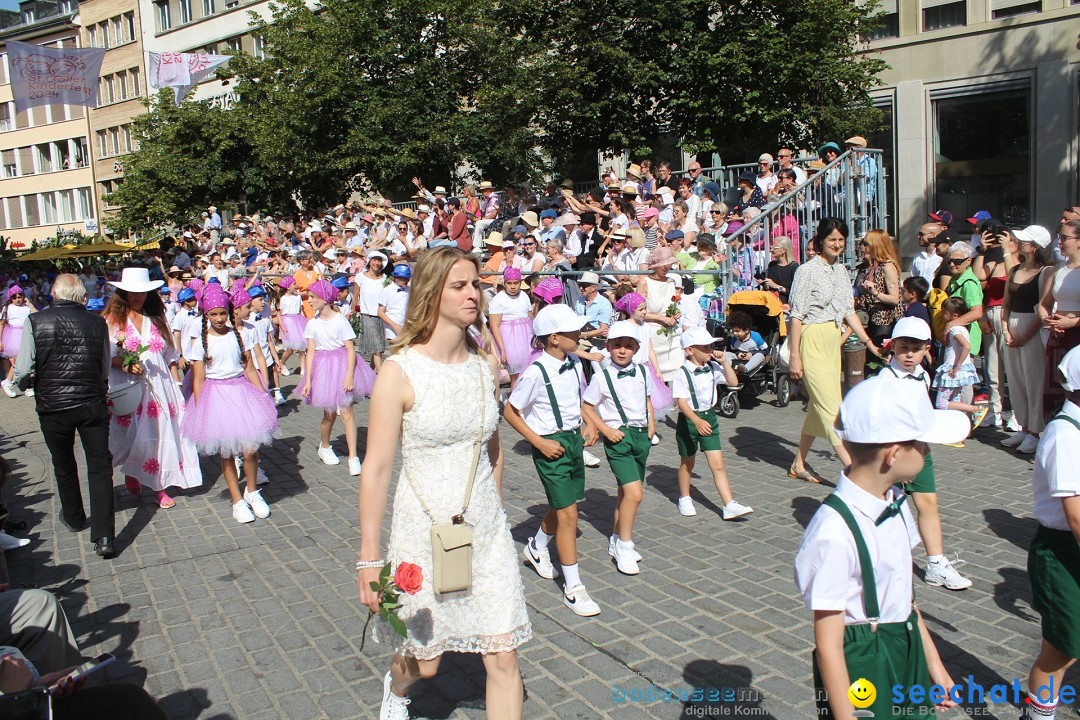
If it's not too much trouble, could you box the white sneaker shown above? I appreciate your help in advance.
[562,583,601,616]
[348,456,362,476]
[243,488,270,519]
[1,380,16,398]
[678,497,697,516]
[1006,415,1022,433]
[279,366,291,377]
[522,537,558,579]
[273,390,285,406]
[583,450,601,468]
[1000,431,1027,448]
[722,500,754,520]
[609,534,642,562]
[924,556,972,590]
[0,531,30,551]
[1017,434,1040,454]
[650,433,660,446]
[613,542,640,575]
[22,388,33,397]
[232,499,255,524]
[379,672,411,720]
[318,445,340,465]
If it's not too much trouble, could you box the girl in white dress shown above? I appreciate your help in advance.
[0,285,36,397]
[488,267,533,387]
[637,247,684,382]
[359,246,530,720]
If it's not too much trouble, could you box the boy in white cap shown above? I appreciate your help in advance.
[795,380,966,719]
[505,304,601,616]
[1022,346,1080,720]
[672,327,751,519]
[581,320,656,575]
[877,317,971,590]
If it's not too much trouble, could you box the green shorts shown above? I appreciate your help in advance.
[531,430,585,510]
[1028,524,1080,658]
[676,409,723,457]
[905,452,936,495]
[603,426,650,486]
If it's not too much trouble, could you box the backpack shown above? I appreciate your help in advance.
[927,287,948,342]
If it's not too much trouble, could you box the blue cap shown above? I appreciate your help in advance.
[247,284,267,299]
[390,264,412,279]
[159,286,171,294]
[177,288,196,303]
[665,230,685,242]
[208,277,221,284]
[86,298,105,311]
[18,274,27,282]
[966,210,992,225]
[331,276,351,290]
[512,225,527,234]
[539,209,558,220]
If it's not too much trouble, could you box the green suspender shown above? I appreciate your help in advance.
[1052,413,1080,433]
[822,494,880,632]
[534,360,583,432]
[681,364,715,412]
[601,367,629,426]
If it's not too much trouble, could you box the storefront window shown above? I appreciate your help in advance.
[867,100,895,236]
[933,88,1030,227]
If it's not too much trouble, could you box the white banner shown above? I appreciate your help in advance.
[6,41,106,112]
[148,52,230,105]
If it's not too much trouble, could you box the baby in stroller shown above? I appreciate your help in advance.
[724,310,768,377]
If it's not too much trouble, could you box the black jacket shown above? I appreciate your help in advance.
[28,301,109,414]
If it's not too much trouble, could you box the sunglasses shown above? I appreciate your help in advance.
[947,258,967,265]
[522,242,536,247]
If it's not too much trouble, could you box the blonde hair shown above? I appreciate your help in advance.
[389,247,492,355]
[863,229,901,267]
[627,227,646,249]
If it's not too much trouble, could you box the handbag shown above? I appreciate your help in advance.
[107,377,142,417]
[404,361,487,595]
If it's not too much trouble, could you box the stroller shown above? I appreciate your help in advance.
[714,290,790,418]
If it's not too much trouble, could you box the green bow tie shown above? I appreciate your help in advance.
[616,367,636,379]
[558,360,575,374]
[875,495,907,526]
[693,366,711,375]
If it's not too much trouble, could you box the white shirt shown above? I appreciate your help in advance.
[583,360,652,427]
[672,360,728,412]
[1032,400,1080,531]
[489,290,531,320]
[756,173,778,196]
[251,316,274,365]
[794,474,921,624]
[508,351,584,435]
[189,330,252,380]
[378,285,410,339]
[3,303,31,327]
[878,359,931,391]
[911,250,943,285]
[679,293,705,330]
[279,293,302,315]
[355,273,387,316]
[303,311,355,351]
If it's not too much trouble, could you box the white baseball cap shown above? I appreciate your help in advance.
[835,380,970,445]
[533,304,587,336]
[1059,345,1080,391]
[1012,225,1051,249]
[681,327,719,349]
[890,317,932,342]
[606,321,641,344]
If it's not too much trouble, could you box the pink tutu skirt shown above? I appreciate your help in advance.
[1,324,22,359]
[279,313,308,351]
[180,367,194,401]
[305,346,376,410]
[647,363,674,417]
[181,376,279,456]
[500,316,534,375]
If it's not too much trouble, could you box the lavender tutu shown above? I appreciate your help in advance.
[646,363,674,417]
[279,314,308,351]
[181,376,279,456]
[180,367,194,401]
[0,324,22,358]
[500,316,534,375]
[305,346,375,410]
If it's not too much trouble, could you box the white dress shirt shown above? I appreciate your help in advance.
[583,359,652,427]
[1032,400,1080,532]
[508,351,584,435]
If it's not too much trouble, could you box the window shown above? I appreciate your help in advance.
[23,195,40,227]
[863,0,898,41]
[97,130,108,157]
[88,25,98,47]
[109,128,120,156]
[121,126,132,154]
[41,192,57,224]
[125,12,136,42]
[17,147,34,175]
[933,86,1031,226]
[922,0,965,30]
[111,17,124,44]
[0,103,12,133]
[991,0,1040,18]
[131,68,141,97]
[58,190,75,222]
[116,71,128,101]
[203,0,214,15]
[252,34,266,59]
[157,1,171,31]
[2,150,15,178]
[99,21,110,48]
[180,0,192,23]
[7,198,21,228]
[73,138,87,167]
[77,188,93,219]
[226,37,242,54]
[59,0,74,13]
[22,8,34,24]
[34,143,53,173]
[225,0,239,8]
[0,54,6,84]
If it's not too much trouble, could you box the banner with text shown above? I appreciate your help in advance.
[6,41,106,112]
[148,52,230,106]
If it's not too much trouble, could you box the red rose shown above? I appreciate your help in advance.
[393,562,423,595]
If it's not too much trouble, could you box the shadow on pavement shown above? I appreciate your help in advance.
[982,508,1037,552]
[680,659,775,719]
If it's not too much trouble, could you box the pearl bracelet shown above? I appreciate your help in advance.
[355,560,384,571]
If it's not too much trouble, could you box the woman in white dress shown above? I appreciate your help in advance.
[358,246,530,720]
[637,246,684,382]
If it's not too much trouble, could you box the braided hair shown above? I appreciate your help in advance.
[201,313,212,365]
[200,305,248,367]
[228,304,249,366]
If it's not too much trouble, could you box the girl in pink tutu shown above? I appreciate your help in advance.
[614,292,674,424]
[300,279,375,477]
[0,285,37,398]
[276,276,306,375]
[182,284,278,524]
[488,267,533,388]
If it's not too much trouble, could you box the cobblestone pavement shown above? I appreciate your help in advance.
[2,374,1077,720]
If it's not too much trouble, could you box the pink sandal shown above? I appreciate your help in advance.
[125,477,141,496]
[155,491,176,509]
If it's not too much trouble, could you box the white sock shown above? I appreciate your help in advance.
[562,563,581,588]
[616,538,634,551]
[534,528,553,551]
[927,555,946,565]
[1028,692,1056,719]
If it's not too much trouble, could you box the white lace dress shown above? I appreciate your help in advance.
[378,348,531,659]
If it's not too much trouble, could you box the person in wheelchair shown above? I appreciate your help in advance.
[724,311,768,378]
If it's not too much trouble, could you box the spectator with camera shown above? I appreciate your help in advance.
[973,221,1020,428]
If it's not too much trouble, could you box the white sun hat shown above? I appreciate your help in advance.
[109,267,164,293]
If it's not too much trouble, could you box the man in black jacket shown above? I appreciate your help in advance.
[12,274,115,558]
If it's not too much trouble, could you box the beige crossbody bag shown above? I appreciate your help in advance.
[404,361,487,595]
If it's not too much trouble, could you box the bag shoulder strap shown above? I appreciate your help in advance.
[533,361,563,430]
[1051,413,1080,433]
[821,494,880,626]
[600,367,629,426]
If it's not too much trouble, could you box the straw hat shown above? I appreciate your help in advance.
[485,231,506,247]
[648,247,677,269]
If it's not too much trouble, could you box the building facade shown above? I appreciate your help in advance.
[862,0,1080,257]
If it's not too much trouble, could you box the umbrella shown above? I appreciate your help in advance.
[15,246,73,262]
[64,242,135,256]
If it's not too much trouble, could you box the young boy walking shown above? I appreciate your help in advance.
[794,380,967,718]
